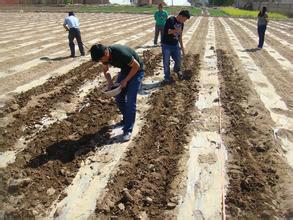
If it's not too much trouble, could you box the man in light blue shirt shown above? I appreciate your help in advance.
[63,11,85,57]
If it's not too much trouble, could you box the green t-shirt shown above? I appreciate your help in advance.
[154,10,168,26]
[108,44,144,76]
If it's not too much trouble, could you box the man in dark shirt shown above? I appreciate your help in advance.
[90,44,144,142]
[161,10,190,83]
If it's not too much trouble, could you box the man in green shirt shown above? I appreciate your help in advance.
[90,44,144,142]
[154,3,168,46]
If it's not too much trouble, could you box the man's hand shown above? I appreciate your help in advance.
[63,24,69,32]
[103,64,109,74]
[120,79,128,89]
[174,28,182,34]
[168,28,182,35]
[104,72,113,90]
[107,81,114,90]
[181,47,186,56]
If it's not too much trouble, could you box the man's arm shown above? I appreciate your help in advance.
[179,35,185,56]
[63,18,69,31]
[166,19,182,35]
[120,58,140,89]
[63,24,69,31]
[103,64,113,89]
[265,14,269,24]
[164,11,169,19]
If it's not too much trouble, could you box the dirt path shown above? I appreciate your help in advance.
[177,17,227,219]
[0,15,197,217]
[215,17,293,219]
[94,16,211,219]
[95,53,200,219]
[224,18,293,112]
[0,48,163,217]
[236,18,293,61]
[0,19,155,101]
[0,16,137,65]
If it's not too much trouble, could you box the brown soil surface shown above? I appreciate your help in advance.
[0,16,138,70]
[0,61,101,152]
[1,14,292,219]
[224,19,293,111]
[217,49,292,219]
[95,54,200,219]
[0,48,165,218]
[236,19,293,62]
[0,18,154,96]
[0,73,119,218]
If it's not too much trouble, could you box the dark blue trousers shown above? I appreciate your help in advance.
[162,43,181,81]
[68,28,84,56]
[115,70,144,134]
[257,25,267,48]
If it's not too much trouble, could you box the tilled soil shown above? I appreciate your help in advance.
[0,80,119,218]
[224,18,293,110]
[0,48,163,218]
[1,14,293,219]
[0,61,101,152]
[0,47,163,153]
[217,49,291,218]
[142,49,162,77]
[95,54,200,219]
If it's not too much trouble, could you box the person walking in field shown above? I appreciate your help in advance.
[90,44,144,142]
[154,3,168,46]
[257,6,269,49]
[63,11,85,57]
[161,10,190,84]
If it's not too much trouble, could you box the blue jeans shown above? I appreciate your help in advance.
[115,70,144,134]
[162,43,181,81]
[257,25,266,48]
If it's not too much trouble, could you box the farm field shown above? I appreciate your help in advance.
[0,12,292,219]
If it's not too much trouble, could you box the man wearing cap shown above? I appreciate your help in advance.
[63,11,85,57]
[90,44,144,142]
[161,10,190,83]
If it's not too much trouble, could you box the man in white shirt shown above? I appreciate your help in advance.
[63,11,85,57]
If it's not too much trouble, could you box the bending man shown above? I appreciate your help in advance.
[90,44,144,142]
[63,11,85,57]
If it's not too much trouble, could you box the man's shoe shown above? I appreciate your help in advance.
[176,71,184,80]
[70,54,75,58]
[122,132,131,142]
[113,120,124,128]
[161,78,174,85]
[81,53,85,56]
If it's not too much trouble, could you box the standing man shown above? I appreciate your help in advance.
[154,3,168,46]
[63,11,85,57]
[257,6,269,49]
[161,10,190,83]
[90,44,144,142]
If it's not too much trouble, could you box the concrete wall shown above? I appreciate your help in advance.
[235,0,293,17]
[252,1,293,17]
[136,0,162,6]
